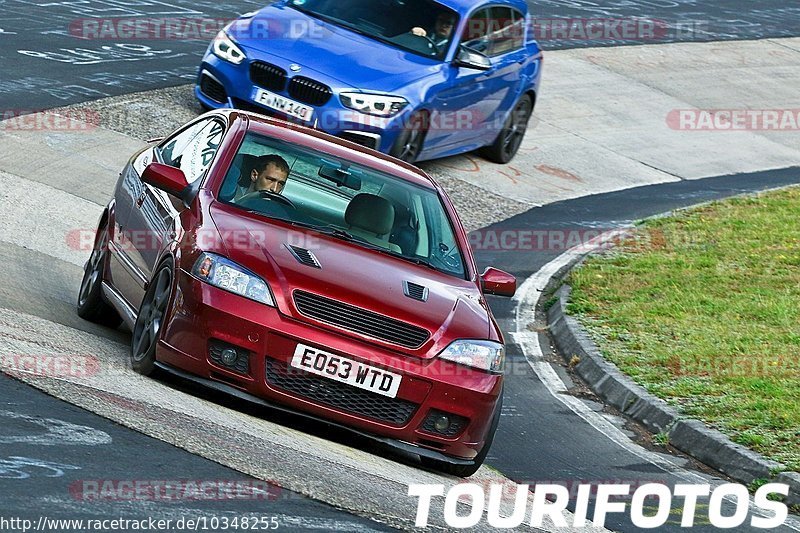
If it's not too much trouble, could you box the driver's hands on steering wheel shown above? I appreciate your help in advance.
[408,27,438,53]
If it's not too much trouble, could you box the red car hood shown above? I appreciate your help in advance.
[209,203,490,357]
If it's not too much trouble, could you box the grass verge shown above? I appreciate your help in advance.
[567,187,800,471]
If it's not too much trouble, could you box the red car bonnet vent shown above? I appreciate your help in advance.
[403,281,428,302]
[285,244,321,268]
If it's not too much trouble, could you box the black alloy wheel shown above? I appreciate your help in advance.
[390,112,429,163]
[131,262,173,376]
[481,94,533,164]
[77,223,122,327]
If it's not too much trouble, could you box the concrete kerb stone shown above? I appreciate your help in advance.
[540,218,795,489]
[777,472,800,507]
[668,419,785,485]
[547,285,678,436]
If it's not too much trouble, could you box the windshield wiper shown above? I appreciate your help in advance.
[311,226,443,269]
[312,226,366,244]
[313,226,395,251]
[401,256,440,271]
[238,211,319,230]
[326,228,358,241]
[339,237,442,271]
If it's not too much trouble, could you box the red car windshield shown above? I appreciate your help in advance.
[217,132,466,278]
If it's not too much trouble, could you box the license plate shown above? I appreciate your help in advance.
[290,344,402,399]
[252,88,314,122]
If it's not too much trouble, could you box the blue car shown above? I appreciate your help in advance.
[195,0,542,164]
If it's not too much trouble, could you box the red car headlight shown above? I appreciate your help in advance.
[438,340,505,374]
[192,252,275,306]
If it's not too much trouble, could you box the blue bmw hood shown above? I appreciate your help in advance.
[229,4,444,93]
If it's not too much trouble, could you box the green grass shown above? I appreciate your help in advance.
[568,187,800,471]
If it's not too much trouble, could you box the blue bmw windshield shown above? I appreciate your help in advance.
[287,0,459,59]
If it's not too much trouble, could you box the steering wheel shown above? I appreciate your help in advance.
[420,35,438,51]
[398,31,438,56]
[240,190,296,209]
[430,243,462,272]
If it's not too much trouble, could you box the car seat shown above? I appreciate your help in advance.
[344,193,402,253]
[380,186,419,255]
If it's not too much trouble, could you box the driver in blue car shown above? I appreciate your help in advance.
[234,154,290,201]
[411,12,455,50]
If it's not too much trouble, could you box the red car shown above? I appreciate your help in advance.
[77,110,516,476]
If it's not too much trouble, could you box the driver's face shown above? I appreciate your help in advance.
[251,163,288,193]
[435,16,454,36]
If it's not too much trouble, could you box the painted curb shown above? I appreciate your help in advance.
[546,283,791,489]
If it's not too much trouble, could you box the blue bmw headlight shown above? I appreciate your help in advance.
[212,30,246,65]
[340,93,408,117]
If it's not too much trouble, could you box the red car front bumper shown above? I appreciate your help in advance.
[157,270,502,461]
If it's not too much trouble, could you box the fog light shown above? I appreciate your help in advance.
[421,409,469,437]
[221,348,238,366]
[209,339,250,375]
[434,415,450,432]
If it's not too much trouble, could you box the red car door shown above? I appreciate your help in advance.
[121,118,225,309]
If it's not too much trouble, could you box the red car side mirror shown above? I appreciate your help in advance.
[480,267,516,297]
[141,162,189,199]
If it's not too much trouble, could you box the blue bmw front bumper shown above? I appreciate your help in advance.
[195,52,410,154]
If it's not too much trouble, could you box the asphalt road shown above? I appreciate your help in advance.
[1,1,800,531]
[1,155,797,531]
[1,0,800,110]
[0,372,392,531]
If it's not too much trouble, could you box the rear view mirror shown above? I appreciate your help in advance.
[453,46,492,71]
[480,267,516,297]
[319,164,362,191]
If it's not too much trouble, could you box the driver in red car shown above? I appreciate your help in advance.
[410,12,455,50]
[234,154,290,200]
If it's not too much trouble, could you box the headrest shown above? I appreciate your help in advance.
[379,186,411,222]
[345,193,395,236]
